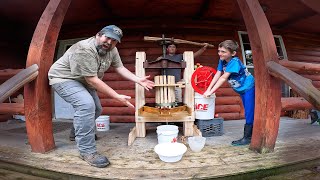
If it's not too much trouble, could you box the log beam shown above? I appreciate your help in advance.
[301,0,320,14]
[281,97,314,111]
[237,0,282,153]
[279,60,320,74]
[0,69,23,81]
[24,0,71,153]
[0,103,24,115]
[268,61,320,110]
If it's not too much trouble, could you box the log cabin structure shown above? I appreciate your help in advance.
[0,0,319,160]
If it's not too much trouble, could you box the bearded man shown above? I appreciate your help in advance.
[48,25,154,168]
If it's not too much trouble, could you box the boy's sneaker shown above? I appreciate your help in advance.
[80,152,110,168]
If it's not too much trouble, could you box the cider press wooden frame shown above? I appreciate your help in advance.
[128,51,201,145]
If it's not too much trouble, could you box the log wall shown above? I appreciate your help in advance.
[282,34,320,89]
[101,29,320,122]
[1,22,319,123]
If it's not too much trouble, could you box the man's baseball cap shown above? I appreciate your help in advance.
[100,25,123,43]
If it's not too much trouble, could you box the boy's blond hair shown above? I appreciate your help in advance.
[218,40,239,53]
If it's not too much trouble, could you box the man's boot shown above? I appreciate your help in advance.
[69,126,98,141]
[80,152,110,168]
[231,124,253,146]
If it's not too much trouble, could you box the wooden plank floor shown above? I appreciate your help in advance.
[0,117,319,179]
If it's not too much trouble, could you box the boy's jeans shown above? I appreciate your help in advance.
[240,87,255,125]
[52,80,102,155]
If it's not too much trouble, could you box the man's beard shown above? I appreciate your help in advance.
[96,44,111,56]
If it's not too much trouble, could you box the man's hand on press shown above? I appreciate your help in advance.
[138,75,155,91]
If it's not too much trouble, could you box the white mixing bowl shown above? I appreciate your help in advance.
[154,142,187,163]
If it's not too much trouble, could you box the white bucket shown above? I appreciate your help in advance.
[194,92,216,120]
[95,115,110,132]
[156,125,179,144]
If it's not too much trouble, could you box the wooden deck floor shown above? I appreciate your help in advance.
[0,117,319,179]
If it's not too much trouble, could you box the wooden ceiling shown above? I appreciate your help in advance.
[0,0,319,40]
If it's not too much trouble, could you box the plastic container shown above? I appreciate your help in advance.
[95,115,110,132]
[154,143,187,163]
[156,125,179,144]
[188,136,206,152]
[196,118,224,137]
[194,92,216,120]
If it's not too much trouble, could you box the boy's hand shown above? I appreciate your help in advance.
[203,91,211,98]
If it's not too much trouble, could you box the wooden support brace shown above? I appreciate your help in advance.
[128,127,137,146]
[193,125,202,137]
[136,122,146,137]
[183,121,194,136]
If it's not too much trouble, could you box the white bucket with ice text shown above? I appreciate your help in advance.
[156,125,179,144]
[194,92,215,120]
[95,115,110,132]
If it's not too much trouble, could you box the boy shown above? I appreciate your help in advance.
[203,40,255,146]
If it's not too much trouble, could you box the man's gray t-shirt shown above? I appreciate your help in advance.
[163,54,183,82]
[48,37,123,86]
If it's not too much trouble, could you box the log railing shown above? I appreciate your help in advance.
[267,61,320,110]
[0,65,38,116]
[0,64,38,103]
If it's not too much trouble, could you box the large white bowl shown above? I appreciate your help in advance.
[154,143,187,163]
[188,136,206,152]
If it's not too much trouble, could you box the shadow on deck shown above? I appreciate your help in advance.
[0,118,320,179]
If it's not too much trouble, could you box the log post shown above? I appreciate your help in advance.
[237,0,282,153]
[24,0,71,153]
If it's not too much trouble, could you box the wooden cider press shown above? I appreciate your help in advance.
[143,35,214,110]
[128,35,213,145]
